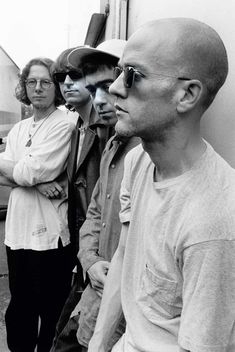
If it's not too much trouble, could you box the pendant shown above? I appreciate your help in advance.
[25,139,32,147]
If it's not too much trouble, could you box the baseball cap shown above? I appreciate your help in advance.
[68,39,127,68]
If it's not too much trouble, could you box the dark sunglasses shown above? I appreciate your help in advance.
[114,66,191,89]
[114,66,142,88]
[53,70,83,83]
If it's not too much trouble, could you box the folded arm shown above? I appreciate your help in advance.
[36,181,66,199]
[13,121,73,187]
[0,158,16,183]
[2,120,73,188]
[0,175,17,187]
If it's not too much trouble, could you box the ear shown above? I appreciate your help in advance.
[176,79,203,113]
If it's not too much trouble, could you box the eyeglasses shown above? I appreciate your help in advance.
[25,78,54,90]
[114,66,191,89]
[53,71,83,83]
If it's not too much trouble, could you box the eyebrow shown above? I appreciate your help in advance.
[27,77,51,80]
[117,60,146,72]
[85,79,114,89]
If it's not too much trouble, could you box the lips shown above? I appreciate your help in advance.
[64,90,79,94]
[114,103,127,113]
[99,111,112,116]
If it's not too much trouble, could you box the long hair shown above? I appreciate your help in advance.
[15,57,64,107]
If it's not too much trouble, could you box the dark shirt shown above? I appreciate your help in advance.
[67,106,114,273]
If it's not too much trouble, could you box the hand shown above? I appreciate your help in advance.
[87,261,110,297]
[36,181,66,199]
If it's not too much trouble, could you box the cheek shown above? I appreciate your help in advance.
[59,83,65,94]
[48,88,56,102]
[26,88,32,99]
[81,88,90,98]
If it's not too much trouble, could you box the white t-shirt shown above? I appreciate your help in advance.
[3,109,75,250]
[114,142,235,352]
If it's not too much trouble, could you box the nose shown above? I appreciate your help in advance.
[109,73,127,98]
[35,80,42,92]
[93,88,107,109]
[64,74,74,85]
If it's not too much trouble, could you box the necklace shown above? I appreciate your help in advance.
[25,109,56,147]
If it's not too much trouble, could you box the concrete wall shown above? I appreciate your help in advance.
[101,0,235,167]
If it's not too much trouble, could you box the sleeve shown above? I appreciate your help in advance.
[78,178,104,273]
[2,124,18,162]
[13,120,74,186]
[179,239,235,352]
[119,151,133,224]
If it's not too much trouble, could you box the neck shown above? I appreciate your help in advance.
[75,100,92,127]
[142,125,206,181]
[33,105,56,122]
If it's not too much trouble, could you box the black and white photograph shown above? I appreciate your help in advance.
[0,1,235,351]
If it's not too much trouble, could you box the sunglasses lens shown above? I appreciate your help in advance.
[68,71,82,80]
[53,71,82,83]
[125,67,134,88]
[53,72,66,83]
[113,67,134,88]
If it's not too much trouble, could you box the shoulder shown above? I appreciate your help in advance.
[14,117,32,128]
[8,117,31,136]
[207,144,235,196]
[125,143,150,170]
[51,108,73,122]
[121,144,152,190]
[182,161,235,247]
[48,109,75,132]
[124,136,141,152]
[66,110,79,126]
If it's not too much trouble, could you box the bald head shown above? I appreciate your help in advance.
[127,18,228,109]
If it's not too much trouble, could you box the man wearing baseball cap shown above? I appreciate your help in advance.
[50,39,140,352]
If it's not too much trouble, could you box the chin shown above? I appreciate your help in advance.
[65,98,78,105]
[105,118,118,127]
[115,122,133,138]
[32,102,46,109]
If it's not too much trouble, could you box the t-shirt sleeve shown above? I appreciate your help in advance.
[179,239,235,352]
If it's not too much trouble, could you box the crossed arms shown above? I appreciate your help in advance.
[0,157,17,187]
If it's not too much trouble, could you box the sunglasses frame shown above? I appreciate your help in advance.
[114,66,191,89]
[114,66,140,88]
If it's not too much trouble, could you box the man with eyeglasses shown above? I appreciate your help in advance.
[0,57,75,352]
[88,19,235,352]
[51,48,101,261]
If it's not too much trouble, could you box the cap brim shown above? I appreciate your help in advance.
[68,46,119,68]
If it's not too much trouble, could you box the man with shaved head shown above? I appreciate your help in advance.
[87,18,235,352]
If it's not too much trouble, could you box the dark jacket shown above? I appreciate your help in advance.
[67,106,114,268]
